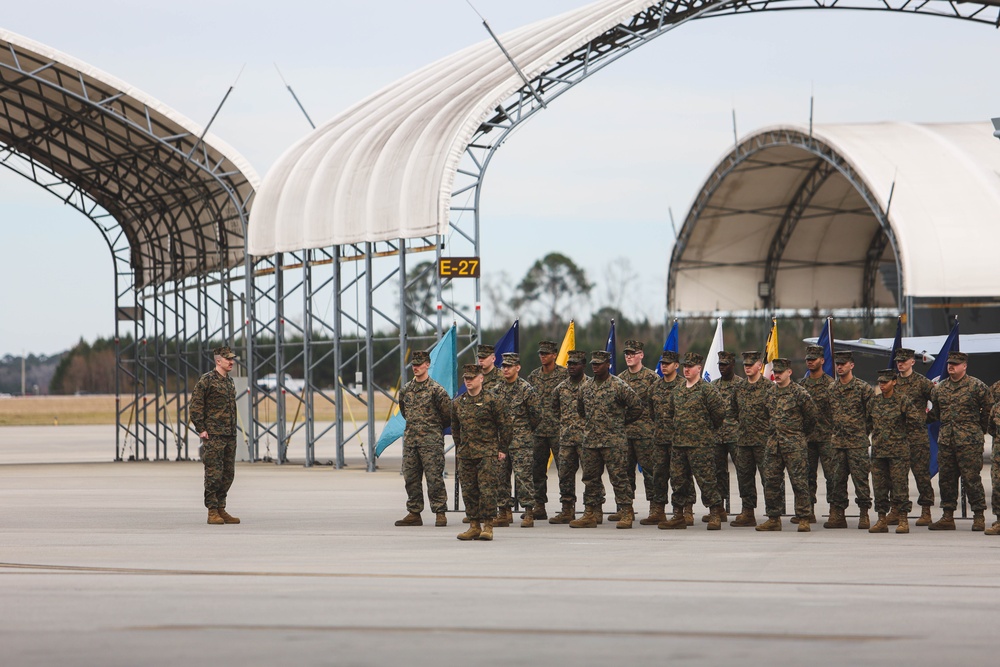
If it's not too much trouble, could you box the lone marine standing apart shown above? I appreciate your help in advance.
[527,340,568,521]
[190,346,241,525]
[394,349,452,528]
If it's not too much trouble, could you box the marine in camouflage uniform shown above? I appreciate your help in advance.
[452,364,506,541]
[868,370,921,534]
[394,349,452,527]
[659,352,728,530]
[549,350,591,523]
[570,350,643,529]
[477,344,508,516]
[478,344,503,393]
[190,346,240,525]
[729,351,775,527]
[710,351,744,519]
[618,339,660,523]
[798,344,834,523]
[893,348,936,525]
[984,400,1000,535]
[526,340,569,520]
[826,351,875,529]
[494,353,541,526]
[927,351,991,531]
[648,350,693,526]
[757,358,817,532]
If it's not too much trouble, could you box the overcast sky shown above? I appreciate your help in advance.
[1,1,999,356]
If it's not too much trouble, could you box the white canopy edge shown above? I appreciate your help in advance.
[248,0,657,256]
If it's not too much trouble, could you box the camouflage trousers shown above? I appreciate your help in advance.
[806,440,833,507]
[711,441,737,511]
[402,444,448,514]
[555,444,581,505]
[734,445,766,510]
[763,443,810,520]
[828,448,872,511]
[992,440,1000,516]
[907,432,935,508]
[652,443,694,507]
[458,456,497,522]
[937,438,986,512]
[203,436,237,510]
[872,456,912,515]
[580,446,632,508]
[498,447,535,510]
[532,435,559,507]
[670,446,721,510]
[633,441,666,504]
[625,438,657,504]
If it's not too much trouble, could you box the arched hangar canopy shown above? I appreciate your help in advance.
[668,122,1000,315]
[249,0,661,255]
[0,29,259,287]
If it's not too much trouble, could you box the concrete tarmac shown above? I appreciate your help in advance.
[2,426,1000,666]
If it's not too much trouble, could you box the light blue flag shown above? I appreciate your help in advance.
[657,320,679,377]
[925,319,960,478]
[375,325,457,457]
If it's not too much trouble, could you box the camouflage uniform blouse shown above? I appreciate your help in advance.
[618,366,659,441]
[798,373,834,444]
[870,392,921,459]
[451,391,506,458]
[731,379,774,448]
[665,380,727,449]
[398,377,452,448]
[493,377,541,450]
[551,376,592,448]
[894,372,933,437]
[929,375,991,437]
[829,377,875,449]
[712,375,746,444]
[190,370,237,436]
[651,375,684,445]
[527,364,569,438]
[482,366,503,393]
[578,375,642,449]
[764,382,817,450]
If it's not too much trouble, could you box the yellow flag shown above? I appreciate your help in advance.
[556,321,575,366]
[763,319,779,380]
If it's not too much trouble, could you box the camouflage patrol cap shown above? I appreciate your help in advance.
[771,358,791,373]
[537,340,558,355]
[834,351,854,364]
[894,348,915,362]
[623,339,644,353]
[476,344,495,358]
[877,369,897,382]
[741,351,761,364]
[410,350,430,365]
[567,350,587,364]
[213,346,237,360]
[804,345,825,360]
[947,351,969,364]
[590,350,612,364]
[462,363,483,378]
[501,352,520,366]
[718,351,736,364]
[681,352,704,367]
[659,351,679,364]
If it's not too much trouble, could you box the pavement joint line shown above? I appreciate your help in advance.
[2,562,999,590]
[121,624,903,642]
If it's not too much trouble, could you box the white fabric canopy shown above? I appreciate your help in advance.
[248,0,658,255]
[671,122,1000,313]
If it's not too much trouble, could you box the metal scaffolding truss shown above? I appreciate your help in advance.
[0,30,257,460]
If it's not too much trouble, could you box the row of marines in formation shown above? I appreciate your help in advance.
[394,338,1000,542]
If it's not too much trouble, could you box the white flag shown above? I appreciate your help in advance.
[703,318,724,382]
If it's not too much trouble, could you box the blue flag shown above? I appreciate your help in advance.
[375,325,457,457]
[605,319,617,376]
[925,319,960,478]
[887,317,903,370]
[816,317,835,377]
[657,320,679,377]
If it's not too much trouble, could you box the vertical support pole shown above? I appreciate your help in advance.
[333,246,345,469]
[303,250,315,467]
[365,243,377,472]
[399,241,408,383]
[275,253,286,464]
